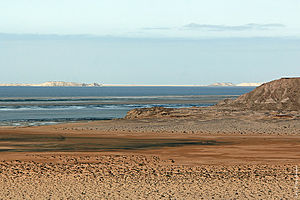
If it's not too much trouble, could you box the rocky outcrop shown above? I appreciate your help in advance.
[124,78,300,119]
[125,107,175,119]
[220,78,300,111]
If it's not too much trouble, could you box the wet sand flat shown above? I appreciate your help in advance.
[0,128,300,165]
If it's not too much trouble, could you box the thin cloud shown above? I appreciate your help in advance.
[183,23,285,31]
[0,33,95,40]
[141,27,173,30]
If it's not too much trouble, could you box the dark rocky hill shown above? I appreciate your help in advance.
[218,78,300,111]
[125,78,300,119]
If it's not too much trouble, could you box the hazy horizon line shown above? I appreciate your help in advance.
[1,32,300,41]
[0,80,264,87]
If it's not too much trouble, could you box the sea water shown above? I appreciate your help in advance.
[0,86,254,126]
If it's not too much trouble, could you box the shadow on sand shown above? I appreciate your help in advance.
[0,134,225,152]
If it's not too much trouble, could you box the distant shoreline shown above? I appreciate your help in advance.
[0,81,262,87]
[0,84,260,87]
[101,84,254,87]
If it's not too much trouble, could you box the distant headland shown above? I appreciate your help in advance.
[0,81,262,87]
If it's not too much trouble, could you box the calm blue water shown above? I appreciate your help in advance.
[0,86,254,126]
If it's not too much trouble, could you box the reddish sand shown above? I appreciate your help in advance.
[0,122,299,199]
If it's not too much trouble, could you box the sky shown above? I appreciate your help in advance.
[0,0,300,84]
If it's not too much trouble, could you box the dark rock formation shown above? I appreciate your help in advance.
[125,107,175,119]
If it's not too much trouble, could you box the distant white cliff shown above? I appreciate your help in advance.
[0,81,102,87]
[208,82,235,86]
[235,82,262,87]
[209,82,262,87]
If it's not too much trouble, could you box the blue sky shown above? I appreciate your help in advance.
[1,0,300,37]
[0,1,299,84]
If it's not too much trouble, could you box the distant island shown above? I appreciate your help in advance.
[0,81,262,87]
[0,81,102,87]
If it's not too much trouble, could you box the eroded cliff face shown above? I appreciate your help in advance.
[224,78,300,111]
